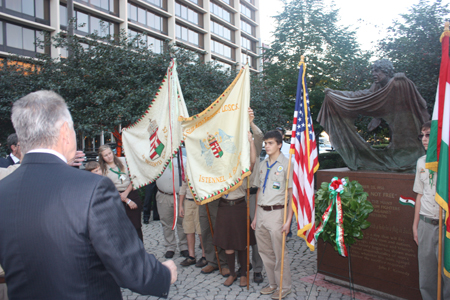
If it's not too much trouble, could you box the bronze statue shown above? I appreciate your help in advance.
[317,59,429,172]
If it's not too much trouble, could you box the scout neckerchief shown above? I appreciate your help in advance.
[262,160,278,193]
[109,166,127,184]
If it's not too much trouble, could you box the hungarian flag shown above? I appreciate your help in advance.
[426,28,450,277]
[290,58,319,251]
[179,65,251,204]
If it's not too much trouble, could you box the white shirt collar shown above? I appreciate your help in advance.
[10,153,20,163]
[27,149,68,163]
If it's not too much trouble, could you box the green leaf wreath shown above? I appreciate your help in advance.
[315,177,373,252]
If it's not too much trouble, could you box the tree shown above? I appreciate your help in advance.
[262,0,372,132]
[378,0,450,114]
[0,29,285,154]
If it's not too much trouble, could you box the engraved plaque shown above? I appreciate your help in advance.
[316,168,420,300]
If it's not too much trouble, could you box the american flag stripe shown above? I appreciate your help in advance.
[290,60,319,251]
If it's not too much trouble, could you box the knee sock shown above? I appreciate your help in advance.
[238,250,247,277]
[226,253,236,277]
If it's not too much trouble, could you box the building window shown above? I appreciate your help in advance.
[175,3,200,26]
[240,20,254,36]
[241,52,256,68]
[128,29,163,53]
[60,4,67,27]
[75,0,117,14]
[75,10,117,36]
[221,0,230,5]
[210,2,231,23]
[176,24,200,47]
[0,21,48,56]
[187,0,198,4]
[213,59,232,72]
[240,3,253,20]
[241,36,255,52]
[210,20,231,41]
[141,0,162,9]
[2,0,49,25]
[211,40,232,59]
[128,3,163,32]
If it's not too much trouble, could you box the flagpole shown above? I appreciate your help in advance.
[205,203,222,274]
[246,177,250,290]
[278,151,293,300]
[438,206,443,300]
[436,21,449,300]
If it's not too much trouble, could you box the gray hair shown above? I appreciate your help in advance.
[11,91,73,154]
[372,59,394,78]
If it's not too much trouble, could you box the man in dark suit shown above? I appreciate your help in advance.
[0,133,20,168]
[0,91,176,300]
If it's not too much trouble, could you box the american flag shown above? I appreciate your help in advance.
[290,59,319,251]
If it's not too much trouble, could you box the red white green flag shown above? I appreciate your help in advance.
[426,28,450,277]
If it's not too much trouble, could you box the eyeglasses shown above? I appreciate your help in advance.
[276,127,285,132]
[418,134,430,140]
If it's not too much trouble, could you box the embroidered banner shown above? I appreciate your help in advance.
[122,58,189,189]
[179,65,251,205]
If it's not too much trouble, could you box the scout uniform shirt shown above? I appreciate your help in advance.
[413,155,439,219]
[258,152,293,206]
[105,157,130,191]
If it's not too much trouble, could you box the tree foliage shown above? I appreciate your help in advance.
[262,0,372,132]
[378,0,450,114]
[0,29,285,154]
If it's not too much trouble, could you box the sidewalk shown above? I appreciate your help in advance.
[121,216,384,300]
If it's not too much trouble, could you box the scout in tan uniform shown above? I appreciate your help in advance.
[213,127,256,287]
[156,160,188,259]
[251,130,294,299]
[179,178,206,267]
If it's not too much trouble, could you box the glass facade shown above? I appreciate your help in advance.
[75,0,117,14]
[176,24,200,47]
[0,21,46,55]
[128,29,163,53]
[75,10,116,36]
[241,36,254,52]
[2,0,48,24]
[142,0,162,9]
[240,20,254,36]
[240,3,253,20]
[128,3,163,32]
[210,21,231,41]
[175,3,200,26]
[211,40,232,59]
[210,2,231,23]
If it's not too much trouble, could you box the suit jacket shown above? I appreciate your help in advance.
[0,155,14,168]
[0,153,171,300]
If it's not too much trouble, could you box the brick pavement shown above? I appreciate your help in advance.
[121,215,385,300]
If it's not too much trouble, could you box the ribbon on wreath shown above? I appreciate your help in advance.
[314,177,348,257]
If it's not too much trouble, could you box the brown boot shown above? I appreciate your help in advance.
[239,276,247,287]
[201,265,219,274]
[223,275,237,287]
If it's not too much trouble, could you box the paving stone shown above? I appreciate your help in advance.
[121,216,384,299]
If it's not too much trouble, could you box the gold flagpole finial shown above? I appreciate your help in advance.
[298,55,305,67]
[440,22,450,42]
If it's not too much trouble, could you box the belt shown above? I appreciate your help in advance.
[420,215,439,226]
[220,197,245,206]
[0,275,4,284]
[187,198,195,201]
[260,205,284,211]
[158,188,173,196]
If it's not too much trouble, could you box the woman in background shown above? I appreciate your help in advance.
[98,145,143,241]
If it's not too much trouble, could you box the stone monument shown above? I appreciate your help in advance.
[315,60,429,299]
